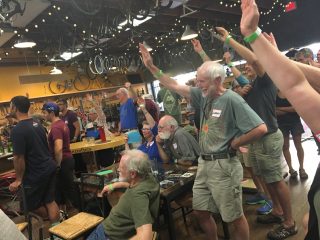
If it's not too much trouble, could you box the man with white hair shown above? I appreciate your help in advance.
[140,43,267,240]
[157,115,200,166]
[86,149,160,240]
[116,87,138,133]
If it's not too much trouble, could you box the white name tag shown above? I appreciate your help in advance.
[212,109,222,118]
[173,143,178,149]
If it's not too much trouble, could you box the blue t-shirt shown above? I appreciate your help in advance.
[138,125,162,163]
[120,98,138,130]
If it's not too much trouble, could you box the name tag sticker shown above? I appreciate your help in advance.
[211,109,222,118]
[173,143,178,149]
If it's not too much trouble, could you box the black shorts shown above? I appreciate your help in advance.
[279,121,304,137]
[23,171,56,211]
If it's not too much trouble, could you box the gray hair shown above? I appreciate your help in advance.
[123,149,151,179]
[198,61,226,83]
[117,88,129,96]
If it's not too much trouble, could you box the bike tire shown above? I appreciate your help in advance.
[85,63,97,80]
[48,79,67,94]
[73,75,90,91]
[94,55,105,74]
[88,58,99,75]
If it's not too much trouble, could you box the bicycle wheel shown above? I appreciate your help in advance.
[73,75,90,91]
[48,79,67,94]
[94,55,105,74]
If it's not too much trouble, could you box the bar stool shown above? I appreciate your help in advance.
[49,212,103,240]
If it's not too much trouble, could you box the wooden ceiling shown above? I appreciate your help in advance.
[0,0,275,66]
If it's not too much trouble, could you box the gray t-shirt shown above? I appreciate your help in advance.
[190,88,264,153]
[164,127,200,162]
[245,73,278,133]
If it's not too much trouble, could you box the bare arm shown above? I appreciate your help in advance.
[240,0,320,132]
[136,224,153,240]
[72,120,80,141]
[139,43,191,99]
[9,154,25,192]
[191,39,211,62]
[138,99,155,129]
[54,139,63,166]
[276,106,296,113]
[155,135,170,163]
[100,181,130,195]
[231,123,267,149]
[294,61,320,93]
[216,27,265,77]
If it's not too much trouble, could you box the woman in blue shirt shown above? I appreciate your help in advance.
[125,99,169,163]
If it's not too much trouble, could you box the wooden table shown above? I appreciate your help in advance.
[70,136,125,171]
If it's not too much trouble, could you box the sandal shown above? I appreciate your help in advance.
[289,169,298,178]
[267,222,298,240]
[299,168,308,179]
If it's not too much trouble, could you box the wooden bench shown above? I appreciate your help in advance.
[49,212,103,240]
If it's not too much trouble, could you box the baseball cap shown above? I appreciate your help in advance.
[42,102,60,113]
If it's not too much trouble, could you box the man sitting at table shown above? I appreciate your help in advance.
[157,115,200,166]
[86,149,160,240]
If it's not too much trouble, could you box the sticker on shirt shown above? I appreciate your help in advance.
[211,109,222,118]
[173,143,178,149]
[65,120,68,124]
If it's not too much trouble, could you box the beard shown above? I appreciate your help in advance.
[119,176,129,182]
[159,131,171,140]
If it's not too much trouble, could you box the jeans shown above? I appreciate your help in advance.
[86,223,109,240]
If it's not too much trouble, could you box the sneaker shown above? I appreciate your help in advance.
[289,169,298,178]
[267,222,298,240]
[299,168,308,179]
[257,200,273,215]
[257,213,284,224]
[246,193,266,205]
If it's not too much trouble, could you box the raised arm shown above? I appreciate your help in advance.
[240,0,320,133]
[216,27,265,77]
[137,98,155,129]
[9,154,25,192]
[139,43,191,99]
[191,39,211,62]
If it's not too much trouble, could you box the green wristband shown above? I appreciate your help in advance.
[244,27,262,44]
[154,69,164,79]
[227,62,234,68]
[199,50,206,57]
[108,183,114,191]
[225,35,232,45]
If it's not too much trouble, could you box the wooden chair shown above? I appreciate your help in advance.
[49,212,103,240]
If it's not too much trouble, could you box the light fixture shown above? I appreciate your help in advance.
[49,66,62,75]
[14,37,36,48]
[143,41,152,52]
[181,25,198,41]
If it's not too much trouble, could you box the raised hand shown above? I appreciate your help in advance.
[223,51,232,64]
[263,32,278,49]
[139,43,154,69]
[191,39,203,53]
[215,27,229,42]
[240,0,260,37]
[124,82,131,88]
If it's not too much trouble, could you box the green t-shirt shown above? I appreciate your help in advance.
[190,88,264,153]
[103,176,160,240]
[157,88,181,123]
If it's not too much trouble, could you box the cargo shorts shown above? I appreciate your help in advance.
[192,155,243,223]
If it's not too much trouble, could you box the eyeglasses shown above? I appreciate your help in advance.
[142,128,151,131]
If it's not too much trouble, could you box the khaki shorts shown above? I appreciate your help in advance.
[248,129,284,184]
[192,156,243,223]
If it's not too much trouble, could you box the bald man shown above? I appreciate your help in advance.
[157,115,200,166]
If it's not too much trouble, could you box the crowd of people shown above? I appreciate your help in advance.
[4,0,320,239]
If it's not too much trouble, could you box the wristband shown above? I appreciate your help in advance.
[153,69,164,79]
[244,27,262,44]
[225,35,232,45]
[227,62,234,68]
[199,50,206,57]
[108,183,114,191]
